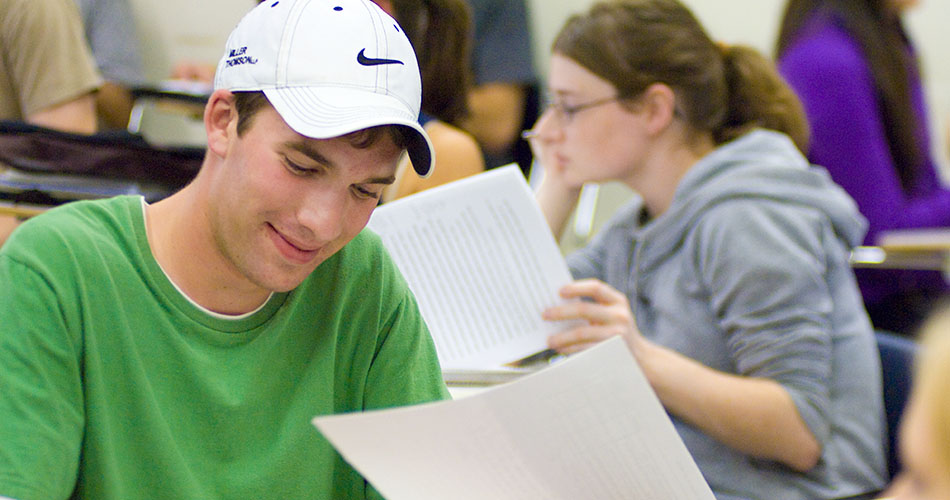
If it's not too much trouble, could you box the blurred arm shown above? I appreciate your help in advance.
[27,93,98,135]
[463,83,526,157]
[544,279,822,472]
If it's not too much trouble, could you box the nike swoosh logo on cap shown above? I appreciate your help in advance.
[357,48,404,66]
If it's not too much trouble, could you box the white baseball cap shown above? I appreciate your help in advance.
[214,0,434,177]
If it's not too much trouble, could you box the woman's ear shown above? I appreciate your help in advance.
[640,83,677,136]
[204,89,237,158]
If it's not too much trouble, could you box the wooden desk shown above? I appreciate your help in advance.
[0,200,48,218]
[850,246,949,271]
[850,229,950,272]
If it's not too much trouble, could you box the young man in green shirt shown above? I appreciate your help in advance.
[0,0,447,498]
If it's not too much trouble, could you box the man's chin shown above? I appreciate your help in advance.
[255,261,324,293]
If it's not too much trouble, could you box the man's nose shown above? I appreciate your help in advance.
[297,188,347,243]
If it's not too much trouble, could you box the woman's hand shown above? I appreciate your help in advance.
[528,113,585,237]
[525,112,583,192]
[543,279,650,359]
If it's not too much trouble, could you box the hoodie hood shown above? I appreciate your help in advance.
[636,129,867,273]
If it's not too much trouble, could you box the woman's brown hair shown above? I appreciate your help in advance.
[388,0,473,126]
[554,0,809,152]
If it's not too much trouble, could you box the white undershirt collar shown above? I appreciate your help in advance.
[140,198,272,320]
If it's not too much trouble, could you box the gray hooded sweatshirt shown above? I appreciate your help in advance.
[567,130,887,500]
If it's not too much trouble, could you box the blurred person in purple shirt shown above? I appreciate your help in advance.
[776,0,947,336]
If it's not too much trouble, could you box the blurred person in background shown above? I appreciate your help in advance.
[373,0,485,201]
[0,0,102,248]
[880,304,950,499]
[0,0,101,132]
[75,0,146,129]
[776,0,948,336]
[462,0,539,174]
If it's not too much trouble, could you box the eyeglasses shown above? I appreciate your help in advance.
[521,94,622,141]
[545,95,621,123]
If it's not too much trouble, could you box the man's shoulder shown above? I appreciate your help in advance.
[2,196,138,261]
[336,228,386,260]
[21,196,134,229]
[303,228,406,294]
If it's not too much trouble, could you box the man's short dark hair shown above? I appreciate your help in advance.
[231,91,412,150]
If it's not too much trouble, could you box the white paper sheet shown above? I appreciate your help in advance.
[312,337,715,500]
[367,165,580,370]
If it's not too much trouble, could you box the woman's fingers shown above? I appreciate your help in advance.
[559,278,629,306]
[543,278,647,357]
[547,323,625,353]
[543,300,627,325]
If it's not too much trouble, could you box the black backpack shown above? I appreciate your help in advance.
[0,120,204,206]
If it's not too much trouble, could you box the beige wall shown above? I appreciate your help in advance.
[128,0,255,81]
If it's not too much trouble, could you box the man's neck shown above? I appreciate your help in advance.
[144,188,272,316]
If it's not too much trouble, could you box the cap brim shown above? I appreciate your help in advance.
[262,86,433,178]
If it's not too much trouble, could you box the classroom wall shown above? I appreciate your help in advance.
[127,0,254,82]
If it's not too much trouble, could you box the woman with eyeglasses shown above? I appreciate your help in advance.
[529,1,887,498]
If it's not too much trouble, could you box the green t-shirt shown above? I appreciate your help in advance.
[0,196,448,500]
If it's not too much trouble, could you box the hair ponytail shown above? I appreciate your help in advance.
[716,44,810,152]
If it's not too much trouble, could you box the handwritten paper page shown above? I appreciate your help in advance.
[312,337,715,500]
[367,165,579,370]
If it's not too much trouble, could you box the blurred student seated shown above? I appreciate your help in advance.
[462,0,539,173]
[776,0,949,336]
[0,0,101,133]
[372,0,485,201]
[75,0,146,130]
[0,0,103,247]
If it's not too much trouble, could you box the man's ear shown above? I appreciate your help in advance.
[205,89,237,157]
[640,83,677,136]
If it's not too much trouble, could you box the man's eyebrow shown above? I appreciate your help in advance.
[367,174,397,185]
[283,140,335,168]
[282,140,397,185]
